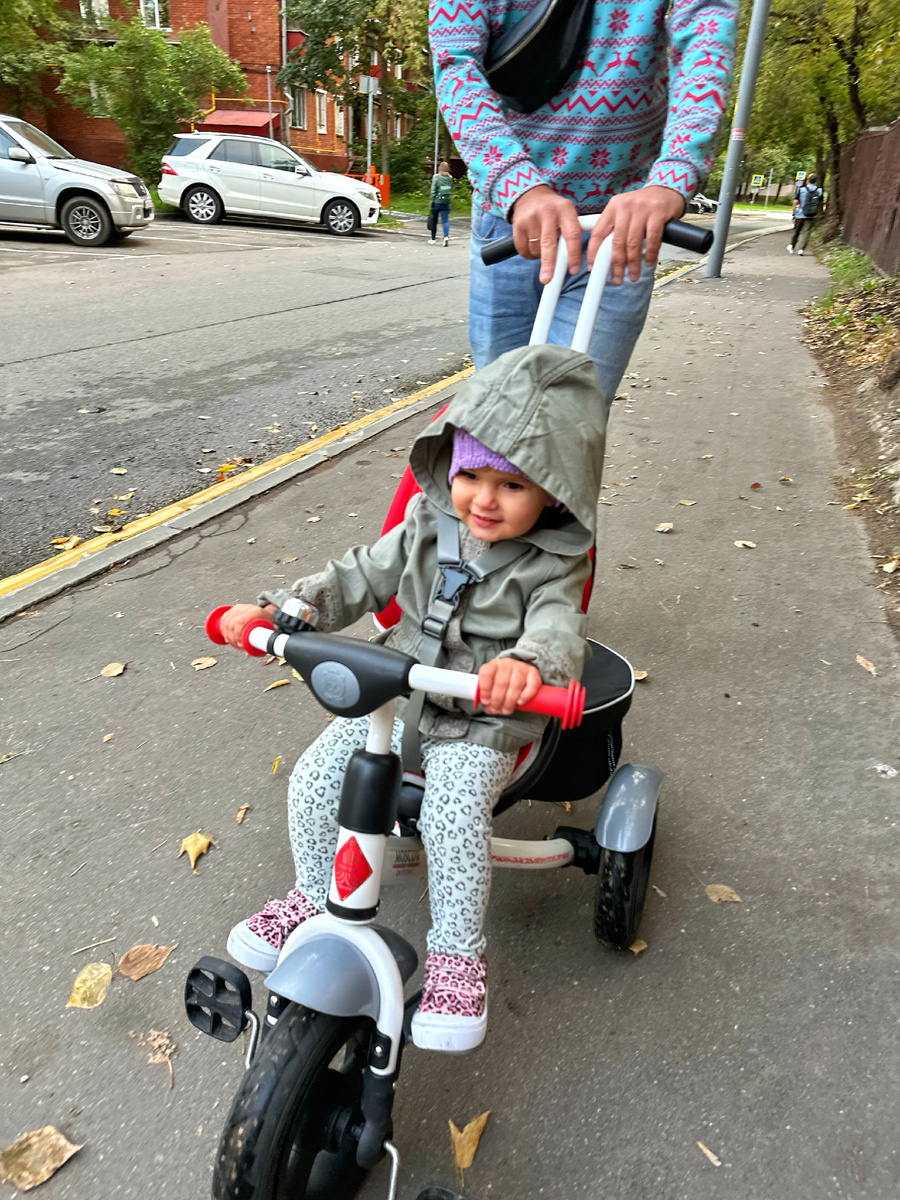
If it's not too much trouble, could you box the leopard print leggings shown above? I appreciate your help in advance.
[287,715,516,957]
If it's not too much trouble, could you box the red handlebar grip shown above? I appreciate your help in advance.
[518,679,586,729]
[241,617,275,657]
[206,605,231,645]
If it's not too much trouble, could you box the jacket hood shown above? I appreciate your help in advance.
[410,344,606,556]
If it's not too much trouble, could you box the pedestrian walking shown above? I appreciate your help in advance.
[787,174,824,256]
[430,0,738,405]
[429,160,453,246]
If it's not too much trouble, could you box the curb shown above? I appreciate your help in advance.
[0,370,472,623]
[652,222,792,292]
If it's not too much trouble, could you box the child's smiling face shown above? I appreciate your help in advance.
[451,466,553,542]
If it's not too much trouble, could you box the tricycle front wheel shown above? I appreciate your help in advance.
[593,816,656,950]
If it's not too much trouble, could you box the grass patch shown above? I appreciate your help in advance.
[390,186,472,217]
[805,236,898,368]
[376,213,404,229]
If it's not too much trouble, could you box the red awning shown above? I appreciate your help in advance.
[197,111,277,131]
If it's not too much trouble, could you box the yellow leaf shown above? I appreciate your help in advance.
[236,803,251,824]
[679,499,697,506]
[51,534,81,551]
[655,522,674,533]
[190,656,217,671]
[844,501,859,510]
[449,1111,491,1172]
[701,454,714,459]
[110,467,128,475]
[633,669,648,681]
[856,654,877,676]
[67,962,113,1008]
[100,662,126,677]
[102,732,115,742]
[216,463,237,473]
[178,831,214,873]
[706,883,741,903]
[697,1141,722,1167]
[0,751,23,764]
[779,476,792,483]
[107,508,124,516]
[272,756,282,774]
[734,540,756,549]
[93,525,113,533]
[0,1126,82,1190]
[264,679,291,692]
[283,556,298,564]
[629,938,648,954]
[117,943,176,981]
[292,668,304,681]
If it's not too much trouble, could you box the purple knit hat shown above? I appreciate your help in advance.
[448,428,527,485]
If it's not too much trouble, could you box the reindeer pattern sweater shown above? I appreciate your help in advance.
[430,0,738,217]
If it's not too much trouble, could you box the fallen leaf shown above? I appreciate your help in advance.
[178,831,214,873]
[307,516,321,523]
[216,463,237,474]
[651,884,667,898]
[0,751,23,765]
[679,499,697,506]
[634,669,648,681]
[697,1141,722,1167]
[449,1111,491,1176]
[197,468,213,474]
[247,537,256,544]
[734,540,756,549]
[93,525,113,533]
[107,508,125,516]
[0,1126,82,1190]
[618,562,639,570]
[856,654,877,676]
[628,938,648,955]
[102,733,115,742]
[100,662,126,677]
[151,916,159,927]
[133,1029,176,1089]
[190,656,217,671]
[655,522,674,533]
[779,476,792,483]
[67,962,113,1008]
[272,756,282,774]
[110,467,128,475]
[706,883,741,903]
[881,555,900,574]
[200,447,215,453]
[283,555,298,564]
[236,803,250,824]
[264,679,291,692]
[291,668,304,682]
[701,454,714,459]
[117,944,176,981]
[750,482,762,490]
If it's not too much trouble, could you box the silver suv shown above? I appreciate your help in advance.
[0,115,153,246]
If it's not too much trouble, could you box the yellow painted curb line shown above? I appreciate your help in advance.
[0,367,474,600]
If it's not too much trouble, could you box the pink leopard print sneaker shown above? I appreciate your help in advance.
[227,888,321,972]
[411,952,488,1052]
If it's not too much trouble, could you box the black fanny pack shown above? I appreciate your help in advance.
[484,0,594,114]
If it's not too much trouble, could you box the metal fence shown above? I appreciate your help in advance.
[840,119,900,276]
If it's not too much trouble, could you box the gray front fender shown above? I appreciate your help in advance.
[594,763,663,853]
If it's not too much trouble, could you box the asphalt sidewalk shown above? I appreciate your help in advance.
[1,231,898,1200]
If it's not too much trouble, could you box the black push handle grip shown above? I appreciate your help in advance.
[480,218,714,265]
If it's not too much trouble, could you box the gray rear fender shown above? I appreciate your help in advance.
[594,762,663,853]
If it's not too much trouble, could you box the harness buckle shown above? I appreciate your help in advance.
[436,563,478,607]
[421,613,449,640]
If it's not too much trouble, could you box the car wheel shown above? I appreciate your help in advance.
[183,185,224,224]
[322,198,360,236]
[60,195,114,247]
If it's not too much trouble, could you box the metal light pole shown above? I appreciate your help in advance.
[266,65,274,140]
[433,83,440,174]
[706,0,772,278]
[358,75,378,180]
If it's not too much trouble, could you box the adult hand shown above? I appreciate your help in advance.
[478,657,542,716]
[511,184,583,284]
[588,185,686,285]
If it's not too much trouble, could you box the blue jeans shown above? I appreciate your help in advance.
[433,203,450,237]
[469,206,655,407]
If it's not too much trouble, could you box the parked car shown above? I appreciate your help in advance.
[158,133,381,235]
[0,115,153,246]
[688,193,719,214]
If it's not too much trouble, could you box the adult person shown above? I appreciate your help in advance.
[787,174,824,256]
[430,0,739,405]
[430,159,453,246]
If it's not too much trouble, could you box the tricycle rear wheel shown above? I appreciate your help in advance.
[212,1003,372,1200]
[593,817,656,949]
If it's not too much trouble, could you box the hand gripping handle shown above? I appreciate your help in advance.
[205,605,274,657]
[473,677,586,729]
[480,217,714,265]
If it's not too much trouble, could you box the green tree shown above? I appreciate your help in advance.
[279,0,428,175]
[0,0,76,113]
[57,18,246,184]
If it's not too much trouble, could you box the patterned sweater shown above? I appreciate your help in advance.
[430,0,738,217]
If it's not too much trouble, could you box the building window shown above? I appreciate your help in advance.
[79,0,110,23]
[394,115,401,138]
[395,62,402,80]
[335,105,345,137]
[291,86,307,129]
[139,0,170,28]
[316,90,328,134]
[371,49,379,66]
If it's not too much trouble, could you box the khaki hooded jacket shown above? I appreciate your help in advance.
[260,344,606,752]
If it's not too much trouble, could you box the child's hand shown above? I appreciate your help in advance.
[219,603,275,650]
[478,657,542,716]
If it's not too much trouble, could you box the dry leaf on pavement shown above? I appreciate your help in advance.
[307,516,321,523]
[51,535,81,551]
[117,944,176,981]
[236,804,250,824]
[190,656,217,671]
[679,499,697,506]
[856,654,877,676]
[779,476,792,483]
[881,554,900,574]
[750,482,762,489]
[651,884,667,897]
[734,540,757,549]
[178,831,214,873]
[0,1126,82,1190]
[706,884,741,903]
[67,962,113,1008]
[655,522,674,533]
[100,662,126,677]
[634,669,648,681]
[449,1110,491,1176]
[110,467,128,475]
[264,679,291,692]
[102,732,115,742]
[272,756,282,774]
[629,938,648,955]
[133,1029,176,1089]
[0,751,23,765]
[697,1141,722,1167]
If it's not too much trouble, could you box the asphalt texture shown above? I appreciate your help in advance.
[3,229,897,1200]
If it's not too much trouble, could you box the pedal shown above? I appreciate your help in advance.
[184,956,252,1043]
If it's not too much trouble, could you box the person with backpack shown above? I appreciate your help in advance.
[788,174,824,256]
[429,160,453,246]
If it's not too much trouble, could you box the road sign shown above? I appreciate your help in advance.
[751,173,764,187]
[358,74,380,95]
[795,171,806,182]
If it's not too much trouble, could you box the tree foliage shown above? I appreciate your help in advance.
[57,18,245,184]
[279,0,428,173]
[0,0,76,112]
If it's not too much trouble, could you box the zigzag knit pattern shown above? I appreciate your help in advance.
[430,0,738,216]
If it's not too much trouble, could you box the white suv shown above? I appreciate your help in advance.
[158,133,381,235]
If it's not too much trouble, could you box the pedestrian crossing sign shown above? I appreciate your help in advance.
[795,171,806,182]
[751,173,764,187]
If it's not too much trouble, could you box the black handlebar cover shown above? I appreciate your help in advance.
[480,217,714,265]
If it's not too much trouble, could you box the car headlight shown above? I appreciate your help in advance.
[110,180,140,198]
